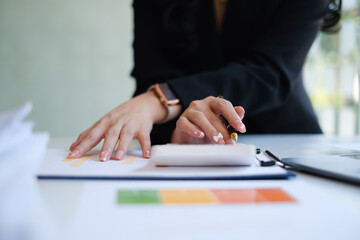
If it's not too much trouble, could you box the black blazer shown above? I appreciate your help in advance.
[131,0,327,144]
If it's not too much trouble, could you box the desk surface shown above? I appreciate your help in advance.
[37,135,360,240]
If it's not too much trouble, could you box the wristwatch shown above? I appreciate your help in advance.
[152,83,180,106]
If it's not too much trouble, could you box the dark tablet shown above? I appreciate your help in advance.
[282,155,360,185]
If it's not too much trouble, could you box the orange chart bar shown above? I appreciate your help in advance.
[161,189,216,204]
[70,155,91,167]
[121,155,137,165]
[62,155,92,167]
[116,188,296,205]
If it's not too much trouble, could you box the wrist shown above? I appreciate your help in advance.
[147,83,182,124]
[143,90,169,123]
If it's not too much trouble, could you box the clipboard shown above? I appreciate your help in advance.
[37,146,294,180]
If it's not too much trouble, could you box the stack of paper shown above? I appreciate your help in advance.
[0,102,49,240]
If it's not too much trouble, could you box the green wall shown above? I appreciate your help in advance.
[0,0,135,138]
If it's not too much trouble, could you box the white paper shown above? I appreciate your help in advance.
[65,180,360,240]
[0,102,33,154]
[0,102,50,240]
[38,149,288,179]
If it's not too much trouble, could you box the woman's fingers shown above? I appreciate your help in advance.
[210,98,246,133]
[137,131,152,159]
[70,94,245,159]
[70,121,153,162]
[176,116,205,139]
[69,91,166,161]
[234,106,246,132]
[99,125,122,162]
[70,128,91,151]
[113,126,135,160]
[206,111,232,142]
[68,124,107,159]
[174,96,247,145]
[235,106,245,120]
[225,138,237,145]
[187,110,225,144]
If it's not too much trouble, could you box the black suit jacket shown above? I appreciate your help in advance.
[131,0,327,144]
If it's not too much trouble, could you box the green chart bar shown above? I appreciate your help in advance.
[117,190,160,204]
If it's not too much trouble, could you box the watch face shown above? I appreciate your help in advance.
[156,83,180,106]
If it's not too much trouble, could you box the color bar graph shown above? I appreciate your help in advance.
[116,188,296,205]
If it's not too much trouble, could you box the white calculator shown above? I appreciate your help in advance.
[151,144,256,166]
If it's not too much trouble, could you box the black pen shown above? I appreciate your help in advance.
[219,115,239,142]
[217,95,238,142]
[265,150,285,167]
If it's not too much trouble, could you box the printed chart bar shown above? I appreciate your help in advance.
[121,155,137,165]
[116,188,296,205]
[70,155,92,167]
[62,155,92,167]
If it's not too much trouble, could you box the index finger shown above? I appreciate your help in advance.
[68,125,106,159]
[70,128,91,151]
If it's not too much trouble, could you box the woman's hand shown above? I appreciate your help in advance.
[171,96,246,144]
[68,91,168,161]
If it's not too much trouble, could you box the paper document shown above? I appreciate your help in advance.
[65,180,360,240]
[38,149,290,180]
[0,102,49,240]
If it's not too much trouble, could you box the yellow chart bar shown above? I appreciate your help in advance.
[160,189,217,204]
[122,155,136,165]
[70,155,91,167]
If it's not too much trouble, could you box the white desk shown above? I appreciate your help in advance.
[36,135,360,240]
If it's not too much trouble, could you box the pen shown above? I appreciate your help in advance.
[217,95,238,142]
[264,150,285,167]
[226,124,238,142]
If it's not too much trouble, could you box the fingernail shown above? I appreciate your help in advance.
[240,123,246,132]
[235,118,243,131]
[114,150,124,160]
[144,150,151,159]
[194,129,205,138]
[226,139,236,145]
[213,132,223,143]
[68,150,79,159]
[99,151,109,162]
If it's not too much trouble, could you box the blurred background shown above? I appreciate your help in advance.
[304,0,360,135]
[0,0,359,138]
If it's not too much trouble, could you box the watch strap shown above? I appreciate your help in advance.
[154,83,180,106]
